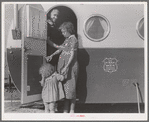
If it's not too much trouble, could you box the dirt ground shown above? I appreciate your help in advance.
[4,102,45,113]
[4,87,45,113]
[4,86,144,113]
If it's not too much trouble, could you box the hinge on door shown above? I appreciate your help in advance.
[27,86,30,91]
[12,28,21,40]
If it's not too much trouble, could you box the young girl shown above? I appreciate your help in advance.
[39,61,65,113]
[46,22,79,113]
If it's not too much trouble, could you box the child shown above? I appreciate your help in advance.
[39,61,65,113]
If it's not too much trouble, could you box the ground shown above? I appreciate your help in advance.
[4,86,144,113]
[4,87,45,113]
[5,102,45,113]
[4,86,66,113]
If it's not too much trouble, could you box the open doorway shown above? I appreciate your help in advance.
[46,6,77,56]
[46,6,77,68]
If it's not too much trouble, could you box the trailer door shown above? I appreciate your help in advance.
[21,4,47,104]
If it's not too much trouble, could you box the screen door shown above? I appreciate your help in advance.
[21,4,47,104]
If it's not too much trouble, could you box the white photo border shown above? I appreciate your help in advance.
[1,1,148,121]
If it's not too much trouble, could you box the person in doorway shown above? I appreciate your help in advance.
[39,59,65,113]
[47,9,64,66]
[46,22,79,113]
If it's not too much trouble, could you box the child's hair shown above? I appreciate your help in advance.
[59,22,75,35]
[39,62,55,78]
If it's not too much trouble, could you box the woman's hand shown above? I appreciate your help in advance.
[46,55,53,62]
[46,19,54,26]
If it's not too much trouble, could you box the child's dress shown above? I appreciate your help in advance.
[42,72,64,103]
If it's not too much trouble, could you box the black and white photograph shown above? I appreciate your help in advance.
[1,2,148,121]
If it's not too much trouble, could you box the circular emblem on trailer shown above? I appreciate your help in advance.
[84,14,110,42]
[103,58,118,73]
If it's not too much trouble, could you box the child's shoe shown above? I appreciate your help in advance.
[45,109,50,113]
[70,110,74,113]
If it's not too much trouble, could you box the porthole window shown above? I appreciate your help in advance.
[136,17,144,40]
[84,14,110,42]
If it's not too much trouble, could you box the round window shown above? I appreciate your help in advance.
[136,17,144,40]
[84,14,110,42]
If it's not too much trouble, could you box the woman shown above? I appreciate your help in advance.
[46,22,79,113]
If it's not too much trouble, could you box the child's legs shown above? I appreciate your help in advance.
[55,102,58,111]
[63,99,70,113]
[44,102,50,113]
[70,98,76,113]
[49,102,56,113]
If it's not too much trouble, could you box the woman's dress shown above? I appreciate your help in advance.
[57,35,79,99]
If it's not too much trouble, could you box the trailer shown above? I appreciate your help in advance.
[5,3,145,106]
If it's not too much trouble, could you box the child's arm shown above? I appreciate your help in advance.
[39,75,45,87]
[46,49,62,62]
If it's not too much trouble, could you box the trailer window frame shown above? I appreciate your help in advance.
[136,17,144,40]
[83,14,110,42]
